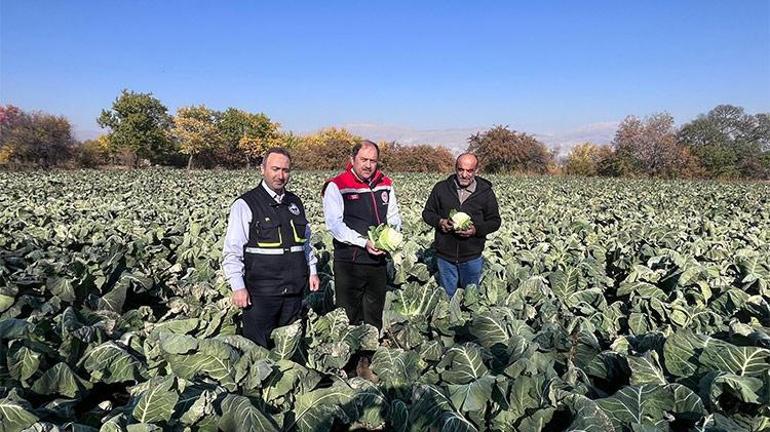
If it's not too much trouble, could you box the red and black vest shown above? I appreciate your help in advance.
[323,167,393,265]
[239,184,309,296]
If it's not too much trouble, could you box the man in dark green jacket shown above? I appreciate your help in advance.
[422,153,501,296]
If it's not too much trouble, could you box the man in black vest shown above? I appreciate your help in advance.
[222,147,320,348]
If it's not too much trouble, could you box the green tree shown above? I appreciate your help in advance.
[216,108,278,168]
[97,90,173,167]
[564,142,603,176]
[678,105,770,179]
[466,125,553,174]
[75,135,110,168]
[172,105,222,169]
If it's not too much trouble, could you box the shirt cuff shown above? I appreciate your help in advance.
[228,278,246,292]
[353,236,368,248]
[309,264,317,275]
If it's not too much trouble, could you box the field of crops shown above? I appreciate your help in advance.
[1,169,769,432]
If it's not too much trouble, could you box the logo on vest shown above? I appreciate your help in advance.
[288,203,301,216]
[381,191,389,203]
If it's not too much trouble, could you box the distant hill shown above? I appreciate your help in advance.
[336,122,618,157]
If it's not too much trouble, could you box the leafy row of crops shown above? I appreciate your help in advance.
[1,169,769,431]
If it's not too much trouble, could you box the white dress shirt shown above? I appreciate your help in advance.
[222,181,317,292]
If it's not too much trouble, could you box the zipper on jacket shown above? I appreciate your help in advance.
[454,200,465,263]
[369,190,383,225]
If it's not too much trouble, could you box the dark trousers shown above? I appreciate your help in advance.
[334,261,387,329]
[241,293,302,348]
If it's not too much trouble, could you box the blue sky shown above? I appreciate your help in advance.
[1,0,768,142]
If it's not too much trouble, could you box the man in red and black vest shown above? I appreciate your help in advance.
[322,140,402,330]
[222,147,320,348]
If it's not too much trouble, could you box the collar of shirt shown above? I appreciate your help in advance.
[455,177,477,194]
[261,181,284,203]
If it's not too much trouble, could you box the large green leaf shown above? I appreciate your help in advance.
[0,395,38,432]
[627,351,667,386]
[668,383,706,422]
[7,344,41,383]
[468,307,533,348]
[597,385,672,430]
[408,384,477,432]
[82,341,146,383]
[217,394,279,432]
[131,377,179,424]
[270,320,302,360]
[159,333,238,390]
[447,375,495,413]
[371,347,424,390]
[698,342,770,377]
[0,318,34,339]
[549,267,585,302]
[705,372,764,408]
[175,386,222,426]
[291,383,357,432]
[439,344,488,385]
[262,359,321,404]
[31,362,92,398]
[562,394,615,432]
[663,330,709,378]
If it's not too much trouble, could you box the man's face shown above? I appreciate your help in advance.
[351,144,378,181]
[260,153,291,192]
[455,155,478,187]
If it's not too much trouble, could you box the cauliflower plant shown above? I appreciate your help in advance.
[449,209,473,231]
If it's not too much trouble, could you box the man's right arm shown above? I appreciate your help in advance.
[222,199,251,292]
[322,182,368,249]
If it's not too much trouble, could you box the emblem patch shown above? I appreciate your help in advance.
[288,203,300,216]
[347,194,360,200]
[381,191,389,203]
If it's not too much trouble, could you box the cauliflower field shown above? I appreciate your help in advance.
[1,169,770,432]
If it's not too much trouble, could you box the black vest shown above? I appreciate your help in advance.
[325,169,392,265]
[240,184,309,296]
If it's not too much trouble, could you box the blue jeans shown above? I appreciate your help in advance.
[436,256,484,297]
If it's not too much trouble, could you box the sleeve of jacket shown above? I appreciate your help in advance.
[386,186,402,231]
[221,199,250,291]
[475,189,501,237]
[304,224,317,275]
[322,181,368,248]
[422,183,443,228]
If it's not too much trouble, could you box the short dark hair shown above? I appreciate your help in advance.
[351,139,380,158]
[261,147,292,167]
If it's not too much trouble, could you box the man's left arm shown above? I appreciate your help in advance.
[475,189,501,237]
[304,224,320,291]
[386,186,402,231]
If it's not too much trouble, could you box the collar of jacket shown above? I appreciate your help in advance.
[443,174,491,196]
[347,163,384,188]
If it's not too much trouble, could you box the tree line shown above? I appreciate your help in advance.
[1,89,768,179]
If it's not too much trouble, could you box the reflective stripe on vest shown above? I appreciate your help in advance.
[245,246,304,255]
[290,220,306,242]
